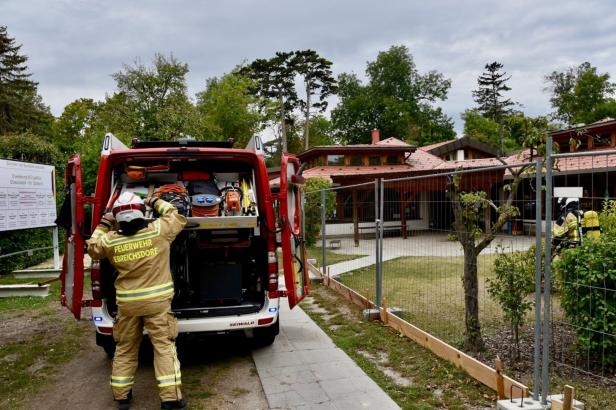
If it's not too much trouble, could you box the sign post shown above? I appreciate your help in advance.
[0,159,58,265]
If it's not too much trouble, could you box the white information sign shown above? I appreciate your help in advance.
[0,159,57,232]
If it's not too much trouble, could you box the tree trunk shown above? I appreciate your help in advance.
[279,91,287,153]
[463,245,485,352]
[304,81,311,151]
[513,324,520,362]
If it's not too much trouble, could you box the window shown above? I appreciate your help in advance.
[386,155,399,165]
[593,133,611,148]
[368,156,381,166]
[349,156,363,166]
[327,155,344,166]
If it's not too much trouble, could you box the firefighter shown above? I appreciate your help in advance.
[552,197,583,251]
[87,191,187,410]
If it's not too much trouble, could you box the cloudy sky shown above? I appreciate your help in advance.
[2,0,616,133]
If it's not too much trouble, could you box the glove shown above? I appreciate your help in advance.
[99,212,115,229]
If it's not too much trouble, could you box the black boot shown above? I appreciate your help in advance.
[116,389,133,410]
[161,399,187,410]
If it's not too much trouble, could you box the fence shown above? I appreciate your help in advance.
[545,144,616,393]
[306,137,616,405]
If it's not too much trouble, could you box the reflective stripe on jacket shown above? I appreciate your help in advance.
[87,199,187,311]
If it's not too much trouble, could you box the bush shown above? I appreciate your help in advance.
[304,178,335,246]
[555,235,616,370]
[488,245,536,361]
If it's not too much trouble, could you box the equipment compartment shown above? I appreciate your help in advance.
[102,158,268,321]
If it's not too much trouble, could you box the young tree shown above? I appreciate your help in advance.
[111,53,198,141]
[293,50,337,150]
[243,52,298,152]
[0,26,52,137]
[472,62,515,123]
[544,62,616,126]
[331,45,454,145]
[195,71,264,147]
[449,115,548,351]
[487,246,535,361]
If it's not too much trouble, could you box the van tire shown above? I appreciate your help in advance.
[96,332,116,358]
[252,318,279,347]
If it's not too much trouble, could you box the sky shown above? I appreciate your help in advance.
[2,0,616,135]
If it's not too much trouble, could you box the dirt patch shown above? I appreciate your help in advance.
[356,349,413,387]
[20,333,268,410]
[0,303,67,345]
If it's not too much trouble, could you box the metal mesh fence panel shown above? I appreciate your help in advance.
[308,181,378,304]
[377,165,539,376]
[547,148,616,388]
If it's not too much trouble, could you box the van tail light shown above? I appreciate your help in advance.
[267,251,278,292]
[258,317,274,326]
[90,260,102,300]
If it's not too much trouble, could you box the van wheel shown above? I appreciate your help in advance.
[96,332,116,358]
[252,319,279,347]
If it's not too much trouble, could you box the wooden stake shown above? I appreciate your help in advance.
[563,385,574,410]
[495,357,505,400]
[381,298,389,324]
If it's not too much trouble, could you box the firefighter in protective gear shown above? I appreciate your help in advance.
[553,197,583,250]
[87,191,187,410]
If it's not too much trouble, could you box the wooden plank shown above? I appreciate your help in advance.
[322,275,528,399]
[552,398,564,410]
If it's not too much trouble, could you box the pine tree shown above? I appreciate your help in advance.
[293,50,337,150]
[0,26,43,134]
[472,62,515,123]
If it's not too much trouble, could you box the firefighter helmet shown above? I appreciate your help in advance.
[112,192,145,223]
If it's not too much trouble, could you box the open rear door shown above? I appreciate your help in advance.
[60,155,86,319]
[279,153,309,309]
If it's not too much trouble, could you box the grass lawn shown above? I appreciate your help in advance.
[334,255,616,408]
[337,254,504,347]
[0,272,90,408]
[306,245,365,266]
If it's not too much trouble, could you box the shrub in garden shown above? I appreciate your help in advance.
[487,245,535,361]
[304,178,335,246]
[555,234,616,370]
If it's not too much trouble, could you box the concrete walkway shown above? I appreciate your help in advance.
[252,299,400,410]
[321,234,535,277]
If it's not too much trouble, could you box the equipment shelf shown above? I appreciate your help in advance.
[184,216,258,230]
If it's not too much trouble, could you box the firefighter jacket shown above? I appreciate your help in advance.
[87,199,187,316]
[553,210,582,243]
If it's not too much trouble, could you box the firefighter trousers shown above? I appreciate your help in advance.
[111,309,182,402]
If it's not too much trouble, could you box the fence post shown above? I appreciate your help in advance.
[321,189,327,274]
[52,226,61,270]
[541,136,554,404]
[533,157,543,401]
[375,179,382,308]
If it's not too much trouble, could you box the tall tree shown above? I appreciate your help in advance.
[331,45,454,146]
[195,71,264,147]
[472,62,515,124]
[0,26,52,137]
[243,52,298,152]
[545,62,616,126]
[52,98,99,154]
[293,50,337,150]
[111,53,198,141]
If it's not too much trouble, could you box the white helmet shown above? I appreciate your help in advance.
[112,192,145,223]
[565,198,579,207]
